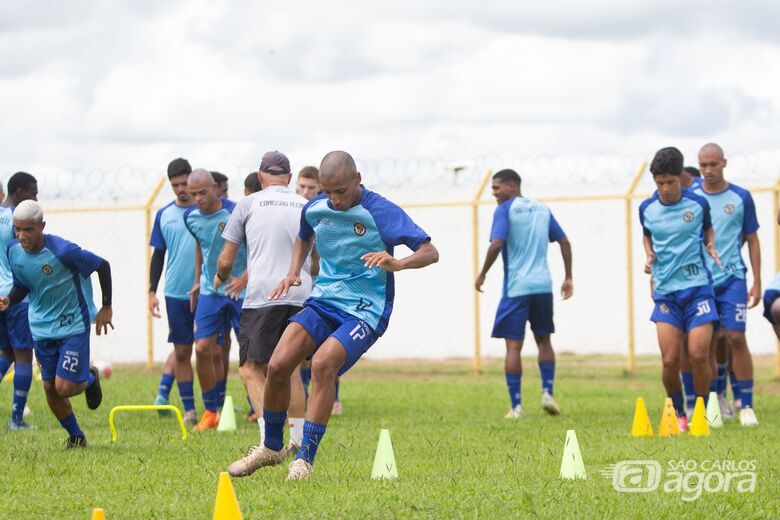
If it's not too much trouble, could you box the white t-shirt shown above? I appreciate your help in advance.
[222,185,312,309]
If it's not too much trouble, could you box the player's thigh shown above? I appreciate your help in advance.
[528,293,554,338]
[492,296,530,340]
[714,279,747,333]
[239,306,299,367]
[268,321,318,376]
[686,323,714,364]
[55,332,91,385]
[0,311,11,351]
[763,290,780,325]
[327,319,377,377]
[34,340,60,382]
[194,295,228,340]
[166,297,195,345]
[656,322,685,365]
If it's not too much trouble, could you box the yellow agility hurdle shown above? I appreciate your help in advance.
[108,405,188,443]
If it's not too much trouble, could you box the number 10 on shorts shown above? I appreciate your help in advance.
[695,300,711,317]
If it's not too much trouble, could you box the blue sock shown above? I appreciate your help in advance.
[681,371,695,410]
[505,372,521,408]
[538,360,555,395]
[263,409,287,451]
[670,392,685,417]
[729,371,741,402]
[709,377,718,394]
[716,363,728,395]
[158,373,175,400]
[178,381,195,412]
[0,352,12,379]
[301,367,311,399]
[297,421,327,464]
[246,395,254,415]
[738,379,753,409]
[12,363,32,423]
[202,388,217,413]
[87,371,96,389]
[216,379,227,409]
[334,378,340,402]
[59,413,84,437]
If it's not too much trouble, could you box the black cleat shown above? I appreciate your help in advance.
[85,366,103,410]
[66,435,88,449]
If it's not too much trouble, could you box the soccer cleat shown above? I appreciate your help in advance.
[154,395,172,417]
[8,419,32,431]
[183,410,198,426]
[192,410,219,432]
[85,366,103,410]
[739,407,759,427]
[228,444,287,477]
[541,391,561,415]
[286,458,314,481]
[66,435,88,449]
[677,415,689,432]
[286,442,301,458]
[504,404,524,419]
[718,394,734,420]
[732,398,742,412]
[331,400,343,416]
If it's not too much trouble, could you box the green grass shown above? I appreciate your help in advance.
[1,355,779,519]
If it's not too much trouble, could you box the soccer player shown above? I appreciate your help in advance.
[220,151,309,457]
[640,147,720,432]
[693,143,760,427]
[149,158,198,425]
[475,169,572,419]
[185,169,247,431]
[0,172,39,429]
[682,166,702,189]
[296,166,321,201]
[244,172,262,195]
[227,151,438,481]
[0,200,113,447]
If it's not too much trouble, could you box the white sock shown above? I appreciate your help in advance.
[288,417,304,446]
[257,417,265,444]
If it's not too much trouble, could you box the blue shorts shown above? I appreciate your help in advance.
[35,331,91,383]
[165,297,195,344]
[0,302,34,350]
[492,293,554,340]
[194,294,242,341]
[290,299,378,376]
[713,276,748,332]
[763,289,780,325]
[651,285,717,333]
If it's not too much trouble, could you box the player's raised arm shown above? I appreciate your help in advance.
[475,239,504,292]
[95,259,113,336]
[269,236,314,299]
[557,236,573,299]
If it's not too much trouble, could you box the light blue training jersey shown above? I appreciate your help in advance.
[0,206,15,295]
[8,235,101,341]
[639,190,713,295]
[490,197,566,298]
[299,187,430,335]
[150,201,196,300]
[692,183,759,287]
[184,198,247,298]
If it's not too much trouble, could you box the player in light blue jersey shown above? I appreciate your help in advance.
[227,151,438,481]
[185,169,247,431]
[148,158,198,424]
[475,169,572,420]
[0,172,39,429]
[640,147,721,432]
[0,200,113,448]
[694,143,760,427]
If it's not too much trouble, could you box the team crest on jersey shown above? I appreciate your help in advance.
[724,203,735,215]
[42,264,53,275]
[218,221,226,232]
[354,222,366,236]
[683,211,694,223]
[659,304,670,314]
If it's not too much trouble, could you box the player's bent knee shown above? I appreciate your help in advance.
[55,379,80,397]
[173,345,192,362]
[310,356,339,383]
[725,330,747,350]
[266,359,294,385]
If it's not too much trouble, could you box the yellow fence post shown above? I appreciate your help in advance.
[471,169,493,374]
[144,177,167,369]
[624,161,647,375]
[774,177,780,378]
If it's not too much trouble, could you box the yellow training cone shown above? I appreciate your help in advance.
[689,396,710,437]
[2,368,13,383]
[658,397,680,437]
[213,472,243,520]
[91,508,106,520]
[631,397,653,437]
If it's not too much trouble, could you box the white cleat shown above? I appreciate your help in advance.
[228,444,287,477]
[739,408,759,427]
[504,404,524,420]
[733,398,742,413]
[718,394,735,420]
[286,458,314,481]
[541,391,561,415]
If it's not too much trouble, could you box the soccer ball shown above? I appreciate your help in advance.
[93,360,112,379]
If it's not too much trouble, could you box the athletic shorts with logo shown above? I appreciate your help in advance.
[35,331,91,383]
[0,302,34,350]
[492,293,554,340]
[712,275,748,332]
[651,284,717,332]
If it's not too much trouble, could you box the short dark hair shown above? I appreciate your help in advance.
[298,166,319,181]
[7,172,37,196]
[493,169,521,185]
[167,158,191,179]
[683,166,701,178]
[244,172,261,193]
[650,147,684,176]
[211,172,228,184]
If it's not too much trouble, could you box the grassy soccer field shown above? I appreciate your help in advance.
[1,355,778,519]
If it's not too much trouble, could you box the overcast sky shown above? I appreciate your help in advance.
[2,1,779,195]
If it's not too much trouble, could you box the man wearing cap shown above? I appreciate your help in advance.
[148,158,199,425]
[219,151,309,462]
